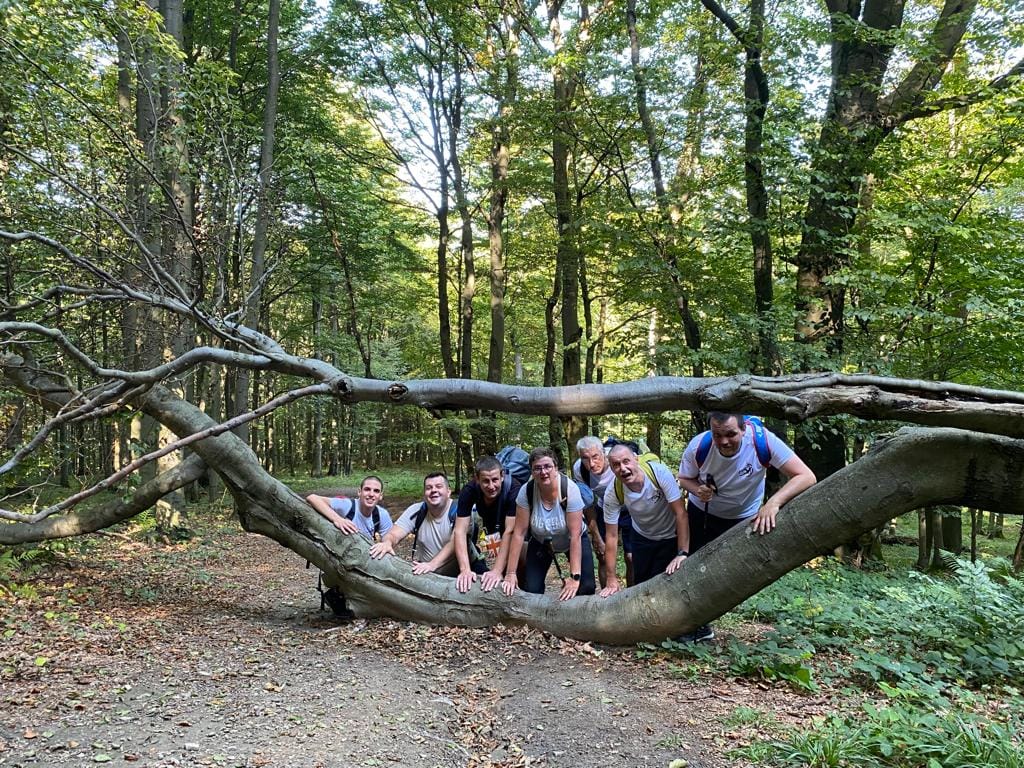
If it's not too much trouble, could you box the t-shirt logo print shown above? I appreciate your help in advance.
[739,463,755,478]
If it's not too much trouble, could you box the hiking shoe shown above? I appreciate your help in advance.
[674,624,715,643]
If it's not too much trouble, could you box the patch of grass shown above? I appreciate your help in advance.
[738,701,1024,768]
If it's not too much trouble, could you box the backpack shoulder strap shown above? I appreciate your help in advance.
[372,505,381,534]
[336,496,356,520]
[639,456,658,486]
[695,431,713,469]
[412,502,429,532]
[746,415,772,467]
[559,474,569,506]
[411,502,429,553]
[525,478,535,509]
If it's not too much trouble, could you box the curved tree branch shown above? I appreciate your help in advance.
[0,454,207,544]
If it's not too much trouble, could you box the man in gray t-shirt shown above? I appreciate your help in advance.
[369,472,459,577]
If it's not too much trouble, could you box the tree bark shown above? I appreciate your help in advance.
[5,354,1024,643]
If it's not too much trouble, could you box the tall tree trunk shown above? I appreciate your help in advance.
[234,0,280,444]
[629,0,704,379]
[548,0,584,454]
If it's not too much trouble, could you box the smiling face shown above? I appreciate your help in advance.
[476,467,503,502]
[578,445,606,476]
[709,415,745,458]
[358,477,384,512]
[423,474,451,508]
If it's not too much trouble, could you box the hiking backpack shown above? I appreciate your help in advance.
[694,415,772,470]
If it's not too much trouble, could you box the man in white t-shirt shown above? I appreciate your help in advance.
[306,475,394,619]
[599,445,690,598]
[369,472,459,577]
[677,412,816,545]
[676,412,816,641]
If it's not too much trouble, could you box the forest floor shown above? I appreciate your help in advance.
[0,495,836,768]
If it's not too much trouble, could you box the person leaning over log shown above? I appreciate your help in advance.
[676,412,816,641]
[369,472,459,576]
[306,475,394,619]
[306,475,393,542]
[599,445,690,598]
[455,455,522,593]
[677,412,816,544]
[573,436,633,588]
[501,447,596,601]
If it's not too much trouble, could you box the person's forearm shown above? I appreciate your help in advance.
[604,528,619,576]
[767,474,815,509]
[454,522,470,571]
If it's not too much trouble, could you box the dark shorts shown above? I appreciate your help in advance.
[687,500,745,552]
[630,530,678,585]
[522,533,596,596]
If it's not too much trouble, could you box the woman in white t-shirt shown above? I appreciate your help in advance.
[501,447,596,600]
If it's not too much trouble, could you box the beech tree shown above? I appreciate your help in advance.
[2,259,1024,643]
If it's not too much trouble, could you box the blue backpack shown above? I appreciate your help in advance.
[695,415,772,469]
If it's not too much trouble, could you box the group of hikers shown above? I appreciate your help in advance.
[306,412,816,641]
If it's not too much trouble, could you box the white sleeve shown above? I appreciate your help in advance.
[393,503,420,534]
[515,484,529,510]
[678,434,703,479]
[767,430,796,468]
[653,463,681,503]
[565,477,584,514]
[602,483,621,526]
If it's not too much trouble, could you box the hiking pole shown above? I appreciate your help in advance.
[704,473,717,523]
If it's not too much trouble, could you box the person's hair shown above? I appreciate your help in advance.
[423,471,450,488]
[360,475,384,491]
[576,435,603,454]
[474,455,503,476]
[528,446,558,468]
[707,412,745,430]
[607,443,636,459]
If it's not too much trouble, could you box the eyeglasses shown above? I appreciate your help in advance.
[531,463,557,474]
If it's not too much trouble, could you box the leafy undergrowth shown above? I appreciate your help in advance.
[649,556,1024,768]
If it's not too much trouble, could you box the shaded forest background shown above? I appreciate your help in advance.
[2,0,1023,499]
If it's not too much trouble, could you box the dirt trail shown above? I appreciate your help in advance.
[1,512,742,768]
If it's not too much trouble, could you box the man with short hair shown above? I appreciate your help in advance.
[573,436,633,588]
[307,475,393,542]
[307,476,393,619]
[599,445,689,598]
[455,455,522,593]
[677,412,816,545]
[676,412,816,640]
[370,472,459,576]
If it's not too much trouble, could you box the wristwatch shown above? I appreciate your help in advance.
[676,549,689,557]
[570,572,581,581]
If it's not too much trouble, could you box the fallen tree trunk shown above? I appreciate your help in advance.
[145,386,1024,644]
[4,354,1024,643]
